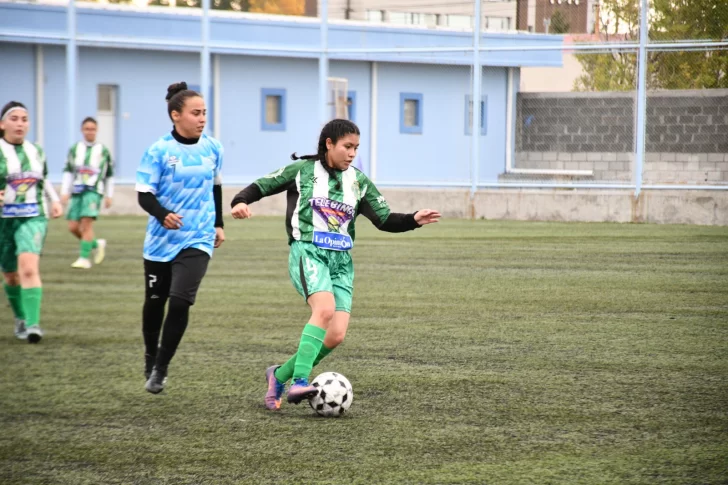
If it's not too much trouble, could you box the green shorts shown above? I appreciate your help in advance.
[67,191,103,221]
[288,241,355,313]
[0,216,48,273]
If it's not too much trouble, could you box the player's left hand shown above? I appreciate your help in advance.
[50,201,63,219]
[414,209,441,226]
[105,197,113,209]
[214,227,225,248]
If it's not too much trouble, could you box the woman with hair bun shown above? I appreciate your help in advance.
[135,82,225,394]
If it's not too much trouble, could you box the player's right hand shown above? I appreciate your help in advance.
[231,203,252,219]
[163,212,184,230]
[0,190,4,205]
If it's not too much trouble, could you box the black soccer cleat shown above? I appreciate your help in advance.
[145,367,168,394]
[144,354,155,380]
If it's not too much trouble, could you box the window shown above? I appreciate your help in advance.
[446,14,473,29]
[388,11,408,25]
[97,85,115,112]
[400,93,423,134]
[464,95,488,136]
[347,91,356,122]
[484,16,511,31]
[261,88,286,131]
[366,10,383,22]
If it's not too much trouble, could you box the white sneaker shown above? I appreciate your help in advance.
[71,257,92,269]
[94,239,107,265]
[14,318,27,340]
[26,325,43,344]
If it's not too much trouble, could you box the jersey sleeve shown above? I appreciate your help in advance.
[356,173,392,226]
[135,145,163,195]
[103,146,114,178]
[253,161,304,197]
[64,147,75,173]
[214,142,223,185]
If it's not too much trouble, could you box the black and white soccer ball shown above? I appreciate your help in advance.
[308,372,353,417]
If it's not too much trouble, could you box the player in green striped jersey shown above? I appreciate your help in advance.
[231,119,440,409]
[0,101,63,343]
[60,117,114,269]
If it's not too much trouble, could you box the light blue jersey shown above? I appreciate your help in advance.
[135,132,223,262]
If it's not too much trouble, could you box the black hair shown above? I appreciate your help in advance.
[290,119,360,187]
[0,101,28,139]
[81,116,97,127]
[166,82,202,121]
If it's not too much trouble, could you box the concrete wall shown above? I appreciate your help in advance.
[101,185,728,226]
[516,90,728,153]
[513,90,728,184]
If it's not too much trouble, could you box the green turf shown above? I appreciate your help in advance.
[1,216,727,484]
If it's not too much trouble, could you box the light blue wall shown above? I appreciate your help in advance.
[218,55,319,181]
[0,43,37,143]
[78,48,201,180]
[375,63,508,184]
[0,3,563,185]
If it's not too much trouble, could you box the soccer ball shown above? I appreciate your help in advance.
[309,372,353,417]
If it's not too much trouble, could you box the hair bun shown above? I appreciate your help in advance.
[166,82,188,101]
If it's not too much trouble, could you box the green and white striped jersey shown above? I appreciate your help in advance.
[64,141,114,195]
[252,160,394,250]
[0,139,51,218]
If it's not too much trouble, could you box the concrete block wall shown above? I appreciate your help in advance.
[516,89,728,153]
[513,89,728,184]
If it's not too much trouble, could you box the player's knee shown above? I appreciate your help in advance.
[3,272,20,286]
[168,296,192,312]
[313,306,335,323]
[326,331,346,348]
[18,265,38,281]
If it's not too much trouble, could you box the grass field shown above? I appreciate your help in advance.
[1,216,727,485]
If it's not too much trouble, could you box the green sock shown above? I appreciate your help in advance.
[21,287,42,328]
[274,355,297,384]
[80,240,93,259]
[313,344,334,367]
[275,342,335,384]
[92,239,98,249]
[3,284,24,320]
[292,323,326,381]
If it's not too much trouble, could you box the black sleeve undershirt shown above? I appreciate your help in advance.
[358,197,421,233]
[213,184,224,228]
[138,192,171,225]
[231,183,264,207]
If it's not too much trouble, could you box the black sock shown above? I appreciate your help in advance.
[142,296,167,359]
[155,296,191,370]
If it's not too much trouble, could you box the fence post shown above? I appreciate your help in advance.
[201,0,211,135]
[470,0,482,202]
[319,0,329,126]
[67,0,76,148]
[634,0,649,197]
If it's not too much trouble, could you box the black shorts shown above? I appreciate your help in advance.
[143,248,210,305]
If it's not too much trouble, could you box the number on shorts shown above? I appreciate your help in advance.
[304,257,319,284]
[148,274,157,288]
